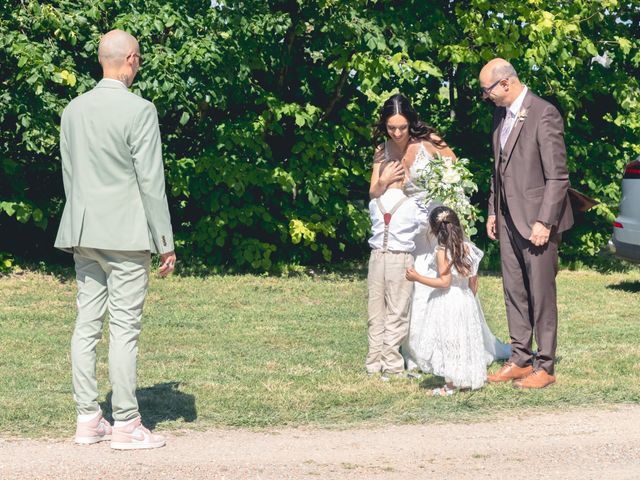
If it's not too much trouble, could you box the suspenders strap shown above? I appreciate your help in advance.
[375,196,409,252]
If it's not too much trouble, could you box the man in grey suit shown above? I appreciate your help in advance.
[479,58,573,389]
[55,29,176,449]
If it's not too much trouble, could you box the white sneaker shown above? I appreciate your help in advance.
[74,411,112,445]
[110,417,165,450]
[381,372,408,382]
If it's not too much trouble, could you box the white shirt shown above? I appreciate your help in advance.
[501,86,528,149]
[368,189,427,252]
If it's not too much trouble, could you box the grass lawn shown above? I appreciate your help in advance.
[0,266,639,438]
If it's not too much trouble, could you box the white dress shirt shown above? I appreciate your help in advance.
[368,188,427,252]
[500,86,528,149]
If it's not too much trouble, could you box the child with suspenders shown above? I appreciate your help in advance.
[366,161,427,378]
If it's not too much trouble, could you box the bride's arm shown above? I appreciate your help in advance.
[369,145,403,198]
[423,135,457,162]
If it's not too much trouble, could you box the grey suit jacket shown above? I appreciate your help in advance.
[54,79,174,254]
[488,91,574,238]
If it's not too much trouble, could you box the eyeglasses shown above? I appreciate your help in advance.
[127,53,143,65]
[480,77,509,97]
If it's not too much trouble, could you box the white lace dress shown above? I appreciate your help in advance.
[413,243,496,389]
[400,144,441,370]
[398,143,511,373]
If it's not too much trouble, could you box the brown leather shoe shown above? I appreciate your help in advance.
[513,369,556,389]
[487,362,534,383]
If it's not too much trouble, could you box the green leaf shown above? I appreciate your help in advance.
[1,202,16,216]
[307,190,319,206]
[411,60,441,77]
[32,208,43,222]
[0,0,632,271]
[616,36,632,55]
[583,40,598,56]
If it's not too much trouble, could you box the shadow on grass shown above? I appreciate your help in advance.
[173,258,370,281]
[101,382,197,429]
[607,281,640,293]
[413,356,565,391]
[418,375,447,390]
[4,261,75,283]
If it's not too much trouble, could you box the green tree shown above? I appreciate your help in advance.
[1,0,637,270]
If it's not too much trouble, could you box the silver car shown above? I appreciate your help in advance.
[610,157,640,262]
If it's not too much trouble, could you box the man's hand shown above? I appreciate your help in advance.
[486,215,498,240]
[529,222,551,247]
[158,251,176,277]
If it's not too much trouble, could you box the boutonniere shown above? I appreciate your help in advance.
[517,108,528,122]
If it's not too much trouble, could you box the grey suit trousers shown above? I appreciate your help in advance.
[499,212,559,374]
[71,247,150,421]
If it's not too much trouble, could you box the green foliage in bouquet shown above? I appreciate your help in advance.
[417,153,482,237]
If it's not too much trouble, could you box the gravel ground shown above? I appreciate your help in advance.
[2,404,640,479]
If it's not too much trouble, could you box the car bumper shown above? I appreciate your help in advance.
[609,238,640,263]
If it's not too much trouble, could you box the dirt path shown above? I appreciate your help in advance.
[2,405,639,479]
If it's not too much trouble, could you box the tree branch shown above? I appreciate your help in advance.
[322,55,354,121]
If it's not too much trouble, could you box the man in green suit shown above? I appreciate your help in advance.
[55,29,176,450]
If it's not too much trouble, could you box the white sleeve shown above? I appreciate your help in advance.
[466,241,485,276]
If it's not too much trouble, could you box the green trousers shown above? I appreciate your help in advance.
[71,247,150,421]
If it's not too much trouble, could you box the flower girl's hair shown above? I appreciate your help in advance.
[429,206,472,276]
[373,94,445,147]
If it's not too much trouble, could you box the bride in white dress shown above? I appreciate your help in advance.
[369,94,510,372]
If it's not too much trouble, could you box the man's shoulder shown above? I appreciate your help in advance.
[527,91,561,115]
[120,91,157,119]
[63,89,94,113]
[63,85,154,120]
[122,89,154,106]
[108,88,155,113]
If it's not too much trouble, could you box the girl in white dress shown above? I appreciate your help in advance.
[405,206,490,395]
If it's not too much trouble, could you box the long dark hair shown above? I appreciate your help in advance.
[429,206,471,277]
[373,94,445,147]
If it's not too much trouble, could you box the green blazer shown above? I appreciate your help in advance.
[55,79,174,254]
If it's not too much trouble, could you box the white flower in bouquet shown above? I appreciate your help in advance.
[442,167,461,184]
[416,152,482,236]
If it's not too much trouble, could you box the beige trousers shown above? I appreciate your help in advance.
[71,247,150,421]
[366,250,414,374]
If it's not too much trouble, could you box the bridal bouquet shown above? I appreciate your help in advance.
[416,153,481,236]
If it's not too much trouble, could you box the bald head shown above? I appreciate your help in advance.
[98,29,139,68]
[479,58,523,107]
[480,58,518,83]
[98,29,141,87]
